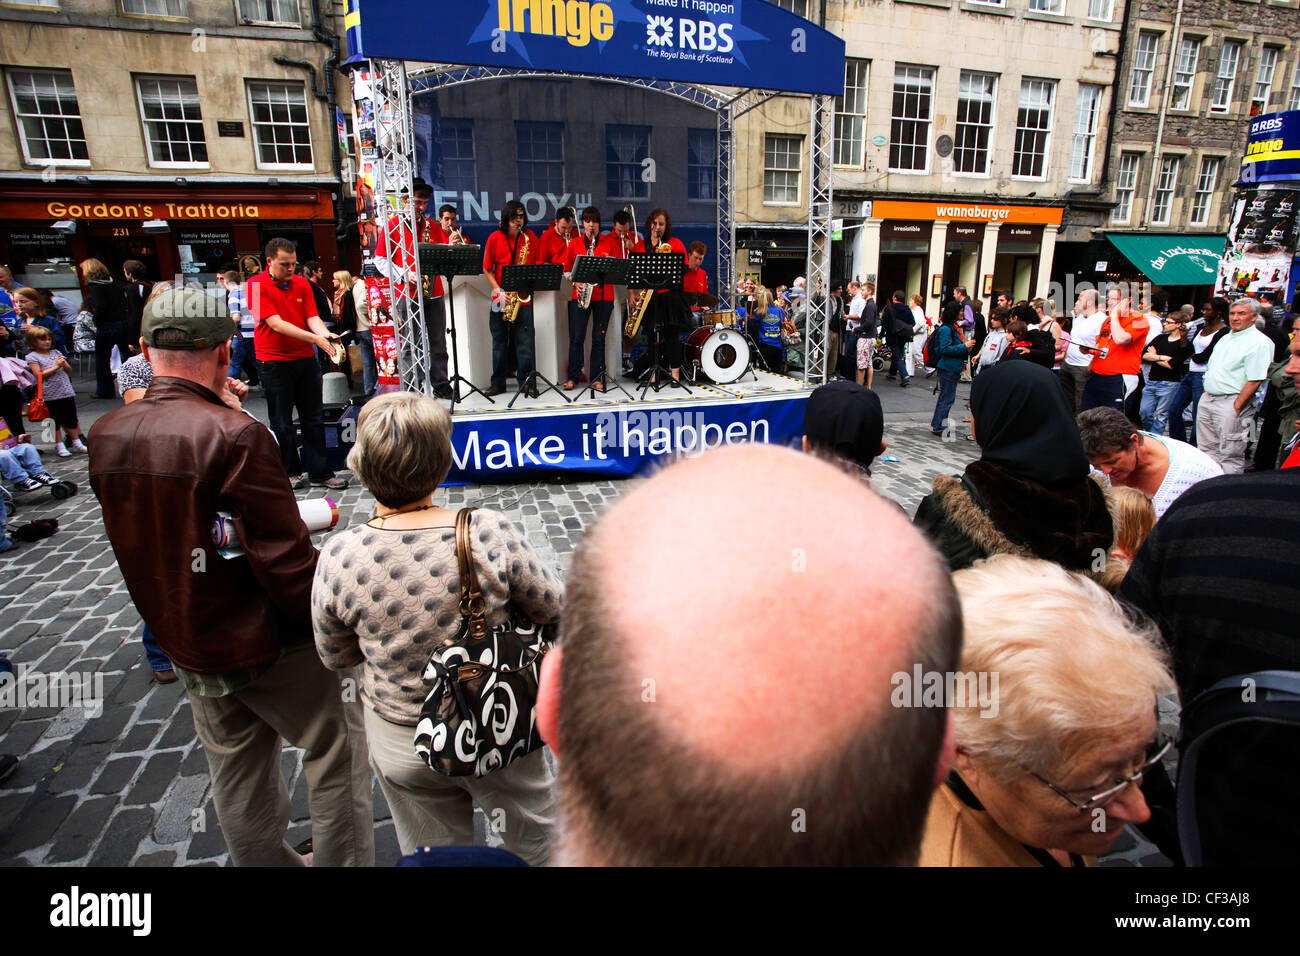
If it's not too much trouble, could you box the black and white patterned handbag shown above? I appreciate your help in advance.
[414,508,555,777]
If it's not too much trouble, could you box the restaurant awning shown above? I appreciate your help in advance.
[1105,233,1227,286]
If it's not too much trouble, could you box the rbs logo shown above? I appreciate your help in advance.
[646,15,734,53]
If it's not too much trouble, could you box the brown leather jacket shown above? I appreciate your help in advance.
[88,377,318,674]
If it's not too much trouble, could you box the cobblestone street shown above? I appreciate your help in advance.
[0,370,1165,866]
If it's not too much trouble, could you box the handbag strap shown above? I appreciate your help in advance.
[455,507,488,639]
[34,364,43,401]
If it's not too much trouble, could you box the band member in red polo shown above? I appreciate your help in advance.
[482,199,539,397]
[438,204,470,246]
[633,208,689,381]
[249,237,349,491]
[683,241,709,321]
[537,206,575,265]
[562,205,615,391]
[374,178,452,399]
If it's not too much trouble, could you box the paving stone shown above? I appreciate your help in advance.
[77,703,133,745]
[57,570,100,593]
[1,717,55,756]
[0,791,30,835]
[0,621,42,650]
[91,755,142,796]
[185,805,227,860]
[9,635,57,664]
[32,643,83,674]
[46,795,119,863]
[140,686,183,722]
[125,751,183,806]
[153,774,210,846]
[136,850,176,866]
[45,741,114,794]
[89,808,154,866]
[180,744,208,776]
[157,713,196,749]
[0,792,77,853]
[104,643,144,674]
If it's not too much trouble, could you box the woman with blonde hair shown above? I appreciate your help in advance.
[312,391,561,862]
[79,257,131,398]
[1099,486,1156,592]
[921,554,1175,866]
[750,286,787,374]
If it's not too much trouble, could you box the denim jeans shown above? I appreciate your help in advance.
[490,307,534,388]
[1140,380,1179,436]
[141,623,172,673]
[1168,371,1204,445]
[228,336,259,385]
[356,329,378,396]
[258,356,330,480]
[931,369,960,433]
[886,334,909,381]
[0,443,44,482]
[567,300,612,383]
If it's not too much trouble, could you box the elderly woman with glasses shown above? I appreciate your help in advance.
[921,555,1175,867]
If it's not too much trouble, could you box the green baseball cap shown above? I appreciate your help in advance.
[141,286,234,350]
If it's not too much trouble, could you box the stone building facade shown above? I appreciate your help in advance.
[0,0,350,303]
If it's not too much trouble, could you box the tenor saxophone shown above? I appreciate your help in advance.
[624,241,671,338]
[502,231,531,323]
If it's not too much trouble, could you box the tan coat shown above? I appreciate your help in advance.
[919,783,1098,867]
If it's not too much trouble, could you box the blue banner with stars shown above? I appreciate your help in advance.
[347,0,845,96]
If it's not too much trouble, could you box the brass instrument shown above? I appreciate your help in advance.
[502,231,531,323]
[449,227,470,245]
[624,241,671,339]
[576,231,597,309]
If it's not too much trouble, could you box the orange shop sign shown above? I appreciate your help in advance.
[872,200,1063,226]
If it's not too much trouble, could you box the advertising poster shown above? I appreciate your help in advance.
[366,278,401,389]
[351,71,379,258]
[1216,185,1299,298]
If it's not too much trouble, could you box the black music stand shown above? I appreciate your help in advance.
[626,251,690,398]
[420,242,486,410]
[501,263,568,408]
[570,254,633,401]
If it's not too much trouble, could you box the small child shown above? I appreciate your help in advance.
[1099,486,1157,592]
[24,327,85,457]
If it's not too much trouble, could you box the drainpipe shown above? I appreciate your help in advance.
[1097,0,1135,191]
[1141,0,1186,228]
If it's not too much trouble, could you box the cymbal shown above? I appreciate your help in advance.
[685,292,719,307]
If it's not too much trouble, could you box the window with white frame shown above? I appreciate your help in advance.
[764,134,802,203]
[687,127,716,201]
[247,81,312,167]
[1112,153,1140,225]
[889,64,933,173]
[834,59,869,167]
[1190,157,1221,226]
[1211,40,1242,113]
[1129,33,1159,108]
[2,0,59,6]
[1013,78,1055,179]
[1028,0,1063,13]
[136,76,207,166]
[966,0,1005,6]
[6,69,89,164]
[121,0,186,15]
[1252,46,1279,113]
[237,0,298,24]
[1069,84,1103,182]
[437,119,476,194]
[771,0,807,16]
[1171,37,1200,111]
[515,121,564,195]
[1150,156,1179,226]
[606,124,650,200]
[953,71,996,176]
[1291,58,1300,112]
[1087,0,1113,21]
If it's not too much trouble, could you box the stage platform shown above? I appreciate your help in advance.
[438,368,814,483]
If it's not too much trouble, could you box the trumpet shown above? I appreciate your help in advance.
[448,227,470,245]
[624,240,672,339]
[503,231,531,323]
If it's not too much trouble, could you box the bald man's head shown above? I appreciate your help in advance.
[540,443,961,865]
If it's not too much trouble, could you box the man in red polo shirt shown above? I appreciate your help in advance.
[482,199,539,397]
[536,206,575,265]
[683,241,709,321]
[1081,287,1149,413]
[561,205,613,390]
[249,237,348,491]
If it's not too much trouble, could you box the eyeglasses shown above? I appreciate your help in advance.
[1028,735,1173,813]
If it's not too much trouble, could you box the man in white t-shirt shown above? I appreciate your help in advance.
[1061,289,1105,414]
[843,281,865,378]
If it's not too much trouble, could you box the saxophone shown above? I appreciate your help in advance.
[624,241,671,339]
[502,231,531,323]
[576,232,596,309]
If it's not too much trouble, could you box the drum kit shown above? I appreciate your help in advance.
[681,294,758,386]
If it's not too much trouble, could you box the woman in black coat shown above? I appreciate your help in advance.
[80,258,131,399]
[914,361,1113,573]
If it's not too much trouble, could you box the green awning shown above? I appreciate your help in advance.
[1106,233,1227,286]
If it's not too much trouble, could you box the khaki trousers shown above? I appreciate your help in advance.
[1196,392,1251,475]
[363,705,556,865]
[188,643,375,867]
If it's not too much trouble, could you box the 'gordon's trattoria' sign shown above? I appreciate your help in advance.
[47,202,263,220]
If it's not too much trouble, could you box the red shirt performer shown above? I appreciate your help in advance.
[561,205,616,390]
[536,206,575,265]
[481,199,539,397]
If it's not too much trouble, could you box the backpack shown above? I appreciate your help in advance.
[923,325,946,368]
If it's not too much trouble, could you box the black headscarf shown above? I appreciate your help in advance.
[970,361,1090,487]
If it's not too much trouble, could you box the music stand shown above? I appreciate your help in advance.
[626,251,690,398]
[570,254,633,401]
[420,242,486,410]
[501,263,568,408]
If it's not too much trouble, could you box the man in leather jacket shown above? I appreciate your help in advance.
[88,287,373,867]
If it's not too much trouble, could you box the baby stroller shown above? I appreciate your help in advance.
[871,338,894,373]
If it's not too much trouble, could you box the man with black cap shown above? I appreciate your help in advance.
[88,286,374,867]
[802,379,887,479]
[374,177,453,399]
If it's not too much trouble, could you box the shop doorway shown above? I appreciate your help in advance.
[83,231,163,283]
[992,254,1036,303]
[258,226,316,270]
[943,241,979,302]
[877,253,926,311]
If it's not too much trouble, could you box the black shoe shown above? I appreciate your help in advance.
[290,474,311,491]
[0,754,17,785]
[484,384,506,397]
[433,384,454,400]
[899,380,910,388]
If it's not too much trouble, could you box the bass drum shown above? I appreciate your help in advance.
[684,325,750,384]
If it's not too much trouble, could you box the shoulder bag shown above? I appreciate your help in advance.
[26,371,49,422]
[413,507,556,777]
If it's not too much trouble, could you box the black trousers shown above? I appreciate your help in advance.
[259,357,330,480]
[567,299,613,383]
